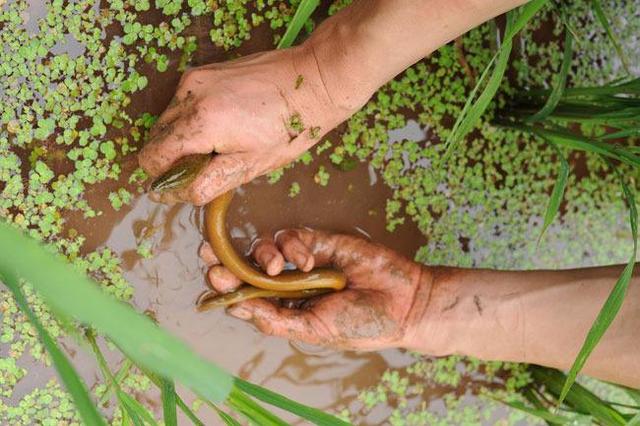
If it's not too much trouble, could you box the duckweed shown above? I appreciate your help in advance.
[0,0,637,423]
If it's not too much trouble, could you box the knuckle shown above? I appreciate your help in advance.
[188,184,209,206]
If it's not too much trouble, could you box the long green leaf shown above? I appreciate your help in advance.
[235,378,350,426]
[118,391,159,426]
[176,397,205,426]
[160,378,178,426]
[538,140,570,243]
[87,332,157,426]
[213,405,242,426]
[99,359,133,405]
[277,0,320,49]
[506,0,550,39]
[446,0,549,156]
[527,29,573,122]
[600,127,640,140]
[526,125,640,168]
[531,366,627,426]
[499,398,569,424]
[591,0,631,76]
[0,221,233,403]
[445,16,514,157]
[624,387,640,405]
[142,370,205,426]
[0,278,107,426]
[628,412,640,426]
[558,168,638,406]
[227,388,289,426]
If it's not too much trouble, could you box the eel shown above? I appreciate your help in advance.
[150,154,347,310]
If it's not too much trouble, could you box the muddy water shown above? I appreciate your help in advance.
[96,148,429,424]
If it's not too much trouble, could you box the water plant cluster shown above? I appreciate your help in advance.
[0,0,639,424]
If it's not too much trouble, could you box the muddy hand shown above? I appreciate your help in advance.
[138,44,366,206]
[199,229,433,351]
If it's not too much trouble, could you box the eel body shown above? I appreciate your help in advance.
[150,155,347,309]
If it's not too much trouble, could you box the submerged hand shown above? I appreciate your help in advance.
[199,229,433,351]
[138,44,364,205]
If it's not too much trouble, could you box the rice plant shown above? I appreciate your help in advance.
[496,46,639,412]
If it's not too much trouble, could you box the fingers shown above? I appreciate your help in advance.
[274,228,365,270]
[227,299,330,345]
[150,153,250,205]
[207,266,242,294]
[198,242,219,266]
[199,242,242,293]
[138,98,213,178]
[252,238,285,276]
[274,230,315,272]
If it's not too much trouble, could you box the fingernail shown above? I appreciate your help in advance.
[294,252,308,270]
[261,252,274,268]
[228,305,252,320]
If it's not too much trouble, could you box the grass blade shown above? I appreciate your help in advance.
[145,370,204,426]
[176,397,205,426]
[160,378,178,426]
[527,29,573,122]
[591,0,631,76]
[0,220,234,403]
[235,378,350,426]
[277,0,320,49]
[599,127,640,140]
[531,366,627,426]
[118,391,159,426]
[628,412,640,426]
[558,166,637,406]
[445,16,514,157]
[537,140,569,243]
[227,388,289,426]
[446,0,550,157]
[0,279,107,426]
[213,405,242,426]
[624,387,640,405]
[99,359,133,405]
[506,0,550,39]
[499,398,569,424]
[87,332,158,426]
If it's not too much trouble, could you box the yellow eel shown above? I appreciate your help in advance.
[150,154,347,310]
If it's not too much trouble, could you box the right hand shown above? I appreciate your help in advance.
[138,43,366,205]
[199,229,434,351]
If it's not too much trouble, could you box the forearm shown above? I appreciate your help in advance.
[407,265,640,387]
[304,0,528,111]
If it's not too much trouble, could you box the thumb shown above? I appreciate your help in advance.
[228,299,331,345]
[153,153,250,205]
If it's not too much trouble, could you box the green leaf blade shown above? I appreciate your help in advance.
[277,0,320,49]
[161,378,178,426]
[526,30,573,123]
[1,280,107,426]
[538,141,570,243]
[235,378,351,426]
[558,169,637,406]
[0,221,234,404]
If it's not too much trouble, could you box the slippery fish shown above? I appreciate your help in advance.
[150,155,347,309]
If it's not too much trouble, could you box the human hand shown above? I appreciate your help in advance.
[198,229,433,351]
[138,43,367,205]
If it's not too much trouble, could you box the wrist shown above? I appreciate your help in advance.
[401,266,459,356]
[404,268,527,361]
[301,6,385,115]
